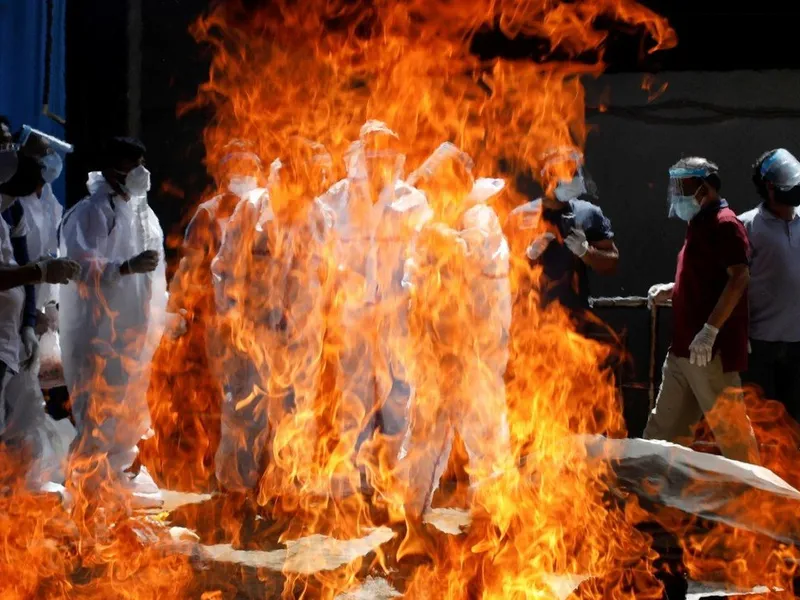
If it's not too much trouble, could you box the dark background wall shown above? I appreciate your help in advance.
[62,1,800,434]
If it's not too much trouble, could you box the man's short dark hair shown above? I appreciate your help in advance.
[672,156,722,191]
[0,115,11,130]
[752,149,776,202]
[105,136,146,169]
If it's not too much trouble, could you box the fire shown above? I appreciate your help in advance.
[161,0,679,597]
[22,0,800,598]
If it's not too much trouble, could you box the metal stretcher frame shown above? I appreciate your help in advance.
[588,296,672,411]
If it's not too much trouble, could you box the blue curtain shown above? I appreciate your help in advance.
[0,0,68,204]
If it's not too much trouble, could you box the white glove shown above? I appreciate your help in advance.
[564,228,589,258]
[165,310,188,340]
[526,233,556,261]
[689,323,719,367]
[21,326,39,371]
[647,282,674,309]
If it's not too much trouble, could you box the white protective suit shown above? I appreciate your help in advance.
[211,165,334,493]
[20,183,63,307]
[210,186,273,492]
[399,145,511,516]
[58,172,167,506]
[0,198,25,435]
[319,128,430,464]
[2,185,75,489]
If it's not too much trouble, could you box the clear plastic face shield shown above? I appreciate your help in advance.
[539,148,595,202]
[760,148,800,206]
[409,142,475,212]
[221,151,263,197]
[667,166,709,220]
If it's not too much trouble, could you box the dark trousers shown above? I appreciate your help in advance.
[743,339,800,424]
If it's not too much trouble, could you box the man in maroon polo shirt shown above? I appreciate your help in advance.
[644,157,760,464]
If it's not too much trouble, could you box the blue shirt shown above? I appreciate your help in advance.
[739,204,800,342]
[510,197,614,312]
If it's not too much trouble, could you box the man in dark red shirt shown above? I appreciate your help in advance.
[644,157,760,464]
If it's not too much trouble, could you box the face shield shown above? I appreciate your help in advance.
[667,166,708,220]
[220,151,263,197]
[540,148,595,202]
[761,148,800,207]
[409,142,475,222]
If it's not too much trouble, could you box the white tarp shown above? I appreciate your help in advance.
[582,435,800,545]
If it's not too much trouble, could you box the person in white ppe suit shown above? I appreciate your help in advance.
[319,121,429,494]
[0,150,80,490]
[212,140,333,494]
[397,143,511,557]
[59,137,167,508]
[152,147,266,486]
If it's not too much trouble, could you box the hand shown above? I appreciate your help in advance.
[526,232,556,261]
[165,309,188,340]
[21,326,39,371]
[564,228,589,258]
[127,250,160,274]
[688,323,719,367]
[647,282,674,309]
[39,258,81,284]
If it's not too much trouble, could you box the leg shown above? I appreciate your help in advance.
[643,353,703,446]
[742,339,778,403]
[683,355,760,464]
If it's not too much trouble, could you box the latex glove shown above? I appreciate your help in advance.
[126,250,160,274]
[21,326,39,371]
[165,309,188,340]
[38,257,81,284]
[526,232,556,261]
[689,323,719,367]
[564,228,589,258]
[647,282,674,309]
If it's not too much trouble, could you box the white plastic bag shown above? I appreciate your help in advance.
[38,330,65,390]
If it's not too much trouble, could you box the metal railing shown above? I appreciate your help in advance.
[589,296,672,410]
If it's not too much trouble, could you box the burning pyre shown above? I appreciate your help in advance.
[6,1,800,599]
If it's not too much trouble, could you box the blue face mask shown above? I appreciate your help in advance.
[671,194,701,221]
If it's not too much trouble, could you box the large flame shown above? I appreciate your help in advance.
[155,0,681,598]
[23,0,800,598]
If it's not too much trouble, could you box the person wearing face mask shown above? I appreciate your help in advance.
[212,140,334,495]
[397,143,511,557]
[507,148,618,321]
[58,137,167,508]
[644,157,759,464]
[738,149,800,429]
[319,121,429,494]
[0,152,80,491]
[144,146,265,487]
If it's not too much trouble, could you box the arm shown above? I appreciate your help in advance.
[579,206,618,275]
[4,202,37,327]
[62,203,119,284]
[10,234,37,328]
[0,263,42,291]
[581,239,619,275]
[707,264,749,329]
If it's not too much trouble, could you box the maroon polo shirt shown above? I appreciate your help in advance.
[671,200,750,373]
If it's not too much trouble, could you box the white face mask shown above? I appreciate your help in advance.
[40,153,63,184]
[554,174,587,202]
[227,175,258,198]
[122,165,151,197]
